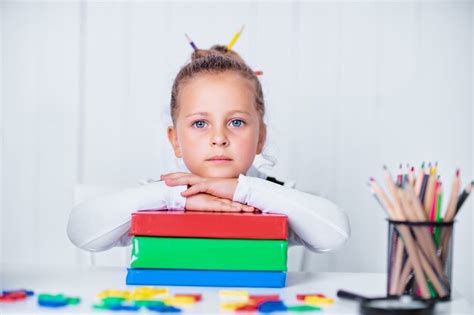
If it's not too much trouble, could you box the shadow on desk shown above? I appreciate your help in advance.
[286,272,319,287]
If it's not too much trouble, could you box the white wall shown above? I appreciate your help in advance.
[1,0,472,302]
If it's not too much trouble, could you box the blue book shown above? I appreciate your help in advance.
[126,268,286,288]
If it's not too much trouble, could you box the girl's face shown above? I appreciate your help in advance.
[168,71,266,178]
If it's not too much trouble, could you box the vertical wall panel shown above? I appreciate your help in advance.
[2,2,79,265]
[0,1,4,264]
[3,2,41,264]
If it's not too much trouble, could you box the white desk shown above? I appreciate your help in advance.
[0,264,472,314]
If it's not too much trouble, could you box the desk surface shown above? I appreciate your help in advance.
[0,264,472,314]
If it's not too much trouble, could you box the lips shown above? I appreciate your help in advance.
[207,155,232,161]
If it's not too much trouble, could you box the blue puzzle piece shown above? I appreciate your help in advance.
[126,269,286,288]
[258,300,288,313]
[107,304,140,311]
[38,299,69,308]
[147,304,182,313]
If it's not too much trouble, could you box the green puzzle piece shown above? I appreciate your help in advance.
[130,236,288,271]
[287,305,322,312]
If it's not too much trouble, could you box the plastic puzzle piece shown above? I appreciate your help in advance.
[130,211,288,240]
[147,305,181,313]
[129,286,169,300]
[130,236,288,271]
[249,294,280,305]
[296,293,325,300]
[296,293,326,301]
[37,294,80,308]
[174,293,202,302]
[304,296,334,305]
[220,301,249,311]
[235,304,259,312]
[107,303,140,311]
[287,305,321,312]
[38,299,69,308]
[0,291,27,302]
[66,297,81,305]
[258,300,288,313]
[126,268,286,288]
[2,290,34,297]
[163,296,196,306]
[101,296,126,306]
[96,289,131,299]
[134,300,165,307]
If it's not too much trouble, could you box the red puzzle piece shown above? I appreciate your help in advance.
[130,211,288,240]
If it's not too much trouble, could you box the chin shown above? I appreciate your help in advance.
[198,168,241,178]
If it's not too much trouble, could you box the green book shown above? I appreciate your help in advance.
[130,236,287,271]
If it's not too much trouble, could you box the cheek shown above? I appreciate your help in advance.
[233,130,260,152]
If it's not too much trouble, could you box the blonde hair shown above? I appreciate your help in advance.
[170,45,265,124]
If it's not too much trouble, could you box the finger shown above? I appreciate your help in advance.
[238,204,254,212]
[181,184,206,197]
[166,175,203,187]
[228,201,253,213]
[219,202,241,212]
[242,205,255,212]
[160,172,191,180]
[218,198,234,205]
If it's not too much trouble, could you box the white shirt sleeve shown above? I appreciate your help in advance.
[67,181,187,252]
[233,174,350,253]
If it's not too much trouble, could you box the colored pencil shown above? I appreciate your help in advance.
[455,181,473,215]
[370,164,459,299]
[227,25,245,50]
[185,33,198,51]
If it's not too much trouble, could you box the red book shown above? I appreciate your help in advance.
[130,210,288,240]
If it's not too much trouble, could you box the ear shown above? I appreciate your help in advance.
[256,123,267,155]
[167,126,182,158]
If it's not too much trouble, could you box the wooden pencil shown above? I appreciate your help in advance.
[455,181,473,215]
[381,166,431,298]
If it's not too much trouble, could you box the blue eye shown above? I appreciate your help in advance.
[230,119,245,127]
[192,120,207,128]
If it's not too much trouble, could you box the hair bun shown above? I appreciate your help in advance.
[191,45,245,63]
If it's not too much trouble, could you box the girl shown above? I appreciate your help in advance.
[67,45,350,253]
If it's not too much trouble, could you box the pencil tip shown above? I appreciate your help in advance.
[383,165,388,170]
[456,169,460,176]
[369,177,375,182]
[421,161,425,168]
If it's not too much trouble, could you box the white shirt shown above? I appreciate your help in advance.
[67,166,350,253]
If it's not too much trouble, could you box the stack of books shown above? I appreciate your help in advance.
[126,210,288,288]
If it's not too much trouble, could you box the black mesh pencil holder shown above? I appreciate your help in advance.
[386,220,454,301]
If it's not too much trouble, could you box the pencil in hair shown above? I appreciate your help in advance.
[185,33,198,51]
[455,180,473,215]
[227,25,245,50]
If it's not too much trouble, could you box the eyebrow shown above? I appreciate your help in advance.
[185,110,251,118]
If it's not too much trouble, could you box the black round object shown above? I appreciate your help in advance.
[337,290,436,315]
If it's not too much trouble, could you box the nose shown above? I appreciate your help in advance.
[210,129,229,147]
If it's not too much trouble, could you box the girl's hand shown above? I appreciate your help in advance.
[185,193,254,213]
[161,172,238,200]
